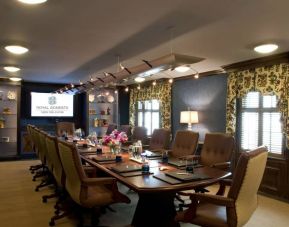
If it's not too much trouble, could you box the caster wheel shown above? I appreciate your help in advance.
[54,210,60,215]
[42,197,47,203]
[49,220,55,226]
[32,178,36,181]
[31,171,35,174]
[35,188,39,192]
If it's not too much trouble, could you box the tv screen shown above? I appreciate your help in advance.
[31,92,74,117]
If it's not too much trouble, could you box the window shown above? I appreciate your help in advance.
[239,91,283,155]
[136,99,160,135]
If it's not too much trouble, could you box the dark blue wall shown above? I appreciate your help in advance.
[172,74,227,141]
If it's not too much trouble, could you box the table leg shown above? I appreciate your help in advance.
[132,192,180,227]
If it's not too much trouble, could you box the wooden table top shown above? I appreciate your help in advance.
[80,148,231,194]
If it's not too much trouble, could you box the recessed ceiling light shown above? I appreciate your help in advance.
[134,77,145,83]
[4,66,20,72]
[169,78,173,83]
[254,44,278,54]
[9,77,22,82]
[175,65,190,73]
[4,45,29,55]
[17,0,47,4]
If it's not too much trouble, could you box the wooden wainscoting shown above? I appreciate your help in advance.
[259,157,288,199]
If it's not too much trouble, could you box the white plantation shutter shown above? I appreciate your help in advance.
[137,99,160,135]
[262,112,282,154]
[240,92,283,154]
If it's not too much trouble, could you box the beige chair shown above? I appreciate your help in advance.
[56,122,75,137]
[169,130,199,158]
[175,146,268,227]
[57,140,130,225]
[148,128,171,152]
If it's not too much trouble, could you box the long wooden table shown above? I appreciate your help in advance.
[79,147,231,227]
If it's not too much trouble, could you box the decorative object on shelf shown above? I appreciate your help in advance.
[1,137,9,142]
[0,117,5,128]
[88,94,95,102]
[93,118,99,127]
[107,95,115,103]
[102,119,108,126]
[101,130,128,154]
[97,94,105,103]
[7,91,16,100]
[107,107,111,115]
[3,107,12,114]
[100,110,106,115]
[89,109,96,115]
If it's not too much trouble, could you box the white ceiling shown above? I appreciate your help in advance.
[0,0,289,83]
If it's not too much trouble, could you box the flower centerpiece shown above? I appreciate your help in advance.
[101,130,128,154]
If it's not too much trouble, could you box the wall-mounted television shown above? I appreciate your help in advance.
[31,92,74,117]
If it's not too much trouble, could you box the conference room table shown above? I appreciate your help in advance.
[78,146,231,227]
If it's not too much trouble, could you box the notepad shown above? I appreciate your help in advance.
[167,159,193,167]
[144,150,162,159]
[165,171,210,182]
[91,155,116,162]
[111,165,142,173]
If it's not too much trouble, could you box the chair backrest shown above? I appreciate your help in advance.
[57,140,85,205]
[228,146,268,226]
[200,133,235,166]
[106,124,117,135]
[171,130,199,158]
[46,135,65,187]
[38,130,52,171]
[119,125,132,139]
[132,126,148,144]
[56,122,75,137]
[34,128,46,164]
[149,128,171,151]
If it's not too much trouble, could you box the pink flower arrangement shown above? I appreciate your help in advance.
[102,130,128,146]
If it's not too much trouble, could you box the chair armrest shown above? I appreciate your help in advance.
[216,179,233,195]
[211,161,230,170]
[190,193,235,207]
[178,155,200,161]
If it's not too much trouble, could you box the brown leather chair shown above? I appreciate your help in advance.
[175,146,268,227]
[148,128,171,152]
[131,126,148,145]
[119,124,132,140]
[170,130,199,158]
[106,123,117,135]
[56,122,75,137]
[198,133,235,170]
[57,140,130,225]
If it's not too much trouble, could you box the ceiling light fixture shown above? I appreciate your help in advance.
[9,77,22,82]
[175,65,190,73]
[194,73,199,79]
[169,78,173,83]
[17,0,47,4]
[4,45,29,55]
[4,66,20,72]
[137,85,141,90]
[134,77,145,83]
[254,44,278,54]
[152,80,156,86]
[125,87,129,92]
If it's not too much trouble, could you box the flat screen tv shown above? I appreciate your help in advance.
[31,92,74,117]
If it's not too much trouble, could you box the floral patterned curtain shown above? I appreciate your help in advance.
[129,82,171,129]
[226,63,289,147]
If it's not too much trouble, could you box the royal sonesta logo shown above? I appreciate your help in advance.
[48,96,57,105]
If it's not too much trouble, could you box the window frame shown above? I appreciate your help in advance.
[135,99,161,136]
[236,92,285,158]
